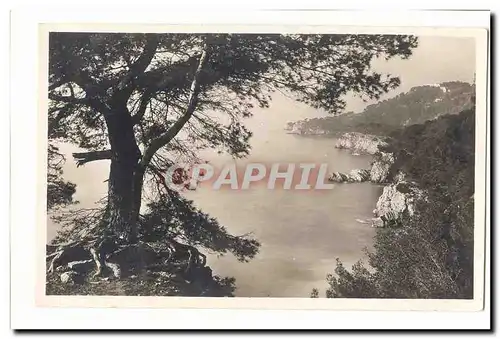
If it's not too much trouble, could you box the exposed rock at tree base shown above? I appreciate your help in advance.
[150,271,176,279]
[335,132,388,155]
[47,241,165,279]
[60,271,84,285]
[55,263,217,296]
[67,259,95,274]
[48,239,218,296]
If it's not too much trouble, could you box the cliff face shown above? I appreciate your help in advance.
[371,177,424,228]
[334,132,388,155]
[328,133,394,184]
[328,133,424,229]
[329,152,393,184]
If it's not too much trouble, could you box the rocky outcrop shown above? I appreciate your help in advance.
[284,120,328,135]
[335,132,388,155]
[329,169,371,183]
[371,179,424,228]
[60,271,84,285]
[328,129,395,184]
[67,259,95,275]
[327,131,425,228]
[328,152,393,184]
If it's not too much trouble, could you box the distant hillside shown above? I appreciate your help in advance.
[286,81,474,136]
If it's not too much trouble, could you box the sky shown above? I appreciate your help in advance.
[47,35,477,241]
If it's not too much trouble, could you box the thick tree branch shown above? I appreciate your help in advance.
[129,35,159,78]
[112,35,159,108]
[140,45,210,168]
[72,150,112,167]
[136,54,201,91]
[131,90,153,125]
[54,70,113,116]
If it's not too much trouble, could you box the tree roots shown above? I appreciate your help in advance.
[46,238,212,287]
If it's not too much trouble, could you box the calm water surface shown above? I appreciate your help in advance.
[185,134,382,297]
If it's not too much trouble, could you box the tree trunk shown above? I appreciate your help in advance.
[105,109,143,244]
[102,45,210,243]
[107,158,138,243]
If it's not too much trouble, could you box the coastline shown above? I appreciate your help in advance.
[290,130,423,229]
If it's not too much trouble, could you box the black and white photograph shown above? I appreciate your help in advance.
[5,5,494,332]
[39,25,487,307]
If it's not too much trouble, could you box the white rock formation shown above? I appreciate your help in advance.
[284,120,327,135]
[60,271,81,285]
[328,132,428,228]
[329,152,394,184]
[371,180,424,228]
[329,133,393,183]
[335,132,388,155]
[329,169,371,183]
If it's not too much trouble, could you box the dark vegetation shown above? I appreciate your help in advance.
[323,107,475,299]
[47,144,77,210]
[295,81,474,136]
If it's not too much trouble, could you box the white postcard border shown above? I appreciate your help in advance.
[10,8,491,329]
